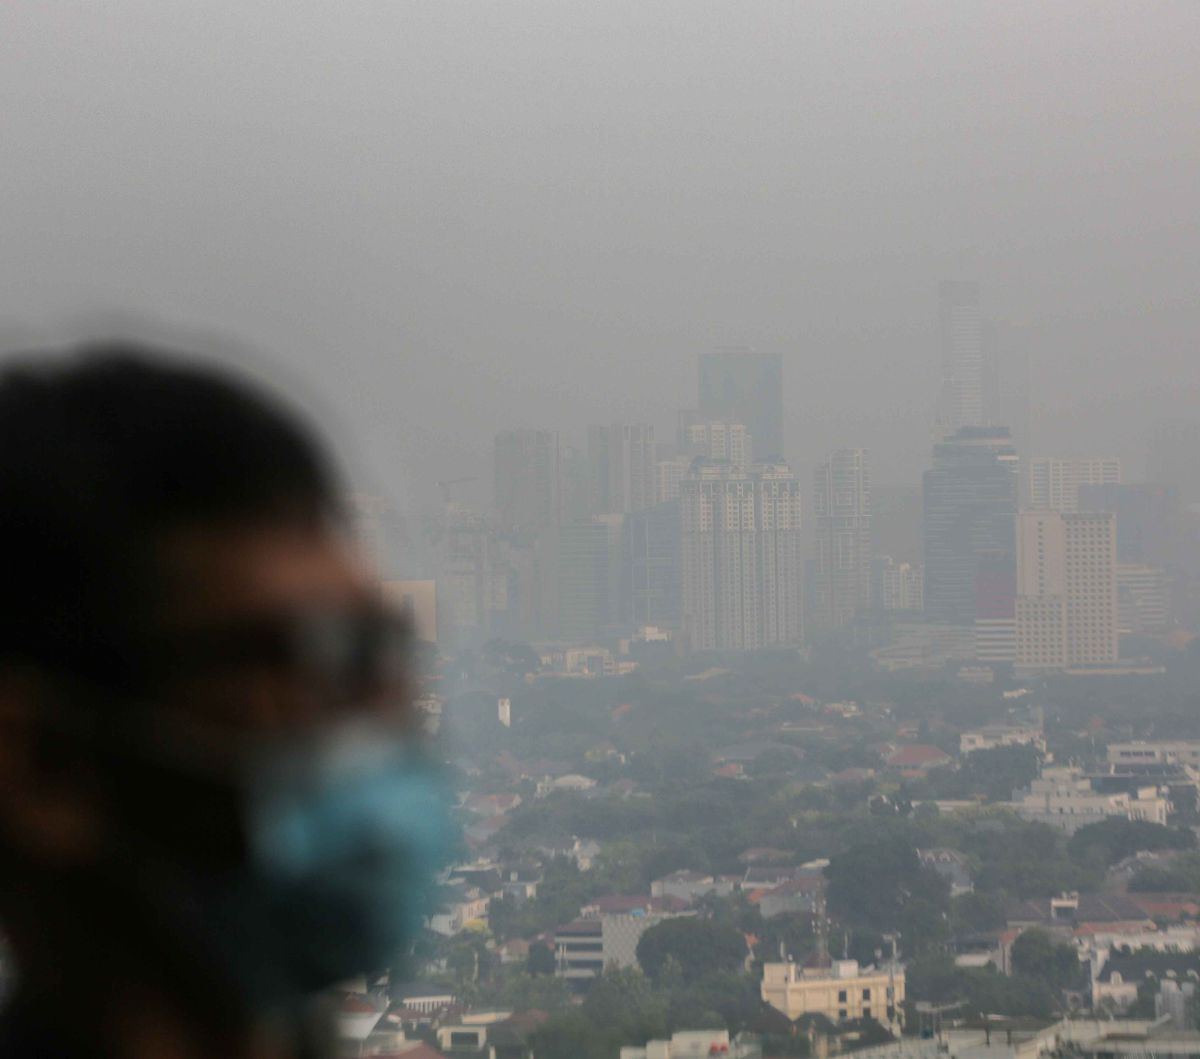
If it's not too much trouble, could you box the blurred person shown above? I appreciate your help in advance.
[0,347,451,1057]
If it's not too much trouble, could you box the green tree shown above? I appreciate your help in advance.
[527,941,557,976]
[825,837,949,931]
[1068,818,1196,867]
[1010,929,1080,992]
[636,918,748,982]
[582,967,669,1046]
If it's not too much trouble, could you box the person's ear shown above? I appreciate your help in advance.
[0,672,106,866]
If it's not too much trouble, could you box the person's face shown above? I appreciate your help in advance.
[155,518,413,738]
[0,518,413,870]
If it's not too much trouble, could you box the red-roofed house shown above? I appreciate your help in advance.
[885,744,953,775]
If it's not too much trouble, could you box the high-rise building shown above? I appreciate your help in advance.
[1063,513,1119,666]
[877,558,923,612]
[587,423,656,515]
[935,281,984,437]
[677,414,754,470]
[698,350,784,459]
[555,515,624,643]
[872,485,923,565]
[1015,511,1118,669]
[1117,564,1171,636]
[624,500,682,629]
[1029,457,1122,513]
[1078,483,1182,566]
[493,429,561,537]
[811,449,871,629]
[654,456,688,504]
[923,427,1019,625]
[681,461,803,651]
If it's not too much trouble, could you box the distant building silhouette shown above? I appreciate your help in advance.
[811,449,871,629]
[698,349,784,460]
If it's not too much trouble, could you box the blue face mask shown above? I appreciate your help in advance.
[104,719,457,1012]
[243,723,456,991]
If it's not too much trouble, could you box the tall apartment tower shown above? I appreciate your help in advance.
[935,281,984,438]
[923,427,1019,625]
[1015,511,1118,669]
[677,414,754,469]
[811,449,872,629]
[698,349,784,460]
[587,423,656,515]
[681,461,803,651]
[1029,457,1122,513]
[493,429,561,536]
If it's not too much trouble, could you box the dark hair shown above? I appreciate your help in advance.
[0,344,339,685]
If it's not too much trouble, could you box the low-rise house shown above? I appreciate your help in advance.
[535,773,598,798]
[620,1029,762,1058]
[500,865,543,903]
[1007,892,1155,937]
[651,870,735,904]
[756,877,826,920]
[960,724,1046,756]
[917,848,975,896]
[1092,952,1200,1013]
[429,881,491,936]
[883,744,954,776]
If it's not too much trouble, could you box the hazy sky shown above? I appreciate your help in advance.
[1,2,1198,515]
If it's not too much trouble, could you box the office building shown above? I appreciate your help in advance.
[922,427,1019,626]
[624,500,682,629]
[698,349,784,459]
[1118,563,1171,636]
[811,449,871,629]
[1015,511,1118,669]
[587,423,656,515]
[555,516,623,643]
[974,548,1016,663]
[1078,483,1182,566]
[681,461,803,651]
[872,485,923,564]
[1029,457,1122,513]
[493,429,561,537]
[935,281,984,437]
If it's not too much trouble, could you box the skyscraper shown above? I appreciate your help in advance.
[811,449,872,629]
[624,499,682,629]
[587,423,656,515]
[923,427,1019,625]
[493,428,561,537]
[698,349,784,460]
[681,461,803,651]
[677,414,754,470]
[1029,457,1122,513]
[1015,511,1118,669]
[935,281,984,437]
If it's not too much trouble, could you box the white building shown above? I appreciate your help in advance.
[1011,766,1170,833]
[1030,457,1122,514]
[960,723,1046,756]
[812,449,871,630]
[1108,741,1200,769]
[621,1029,762,1059]
[681,461,804,652]
[762,958,904,1034]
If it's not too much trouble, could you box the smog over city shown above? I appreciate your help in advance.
[0,4,1199,1058]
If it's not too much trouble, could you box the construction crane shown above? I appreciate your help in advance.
[436,476,478,505]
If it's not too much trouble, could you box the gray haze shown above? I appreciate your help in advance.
[1,1,1198,519]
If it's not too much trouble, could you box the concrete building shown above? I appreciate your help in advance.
[1011,766,1170,833]
[555,516,623,642]
[1108,741,1200,770]
[935,280,984,437]
[493,428,561,537]
[677,414,754,471]
[877,557,923,612]
[383,579,438,644]
[960,723,1046,756]
[1118,563,1172,635]
[1029,457,1122,513]
[761,958,904,1033]
[588,423,656,515]
[923,427,1019,626]
[624,500,682,629]
[655,456,688,504]
[621,1030,762,1059]
[1015,511,1118,670]
[681,461,804,652]
[812,449,872,629]
[698,349,784,460]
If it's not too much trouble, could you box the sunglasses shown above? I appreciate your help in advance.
[148,605,415,705]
